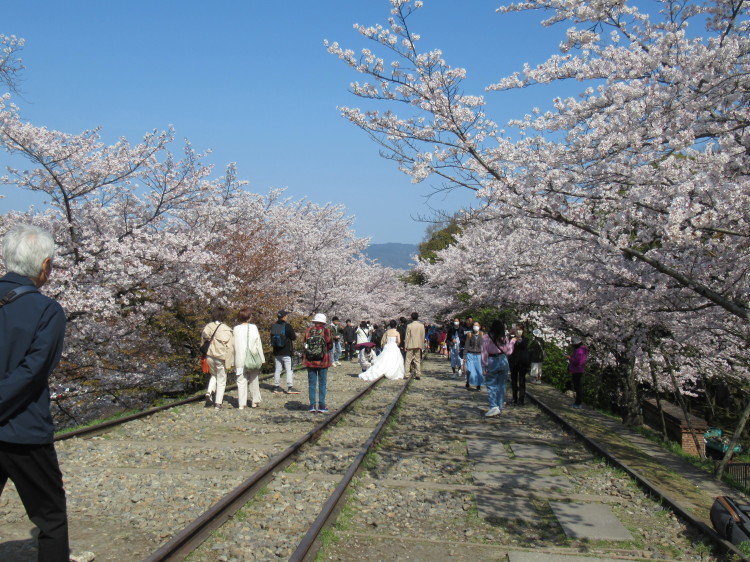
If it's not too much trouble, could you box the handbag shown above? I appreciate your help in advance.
[200,356,210,374]
[244,326,263,370]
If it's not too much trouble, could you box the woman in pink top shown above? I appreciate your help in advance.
[481,320,516,417]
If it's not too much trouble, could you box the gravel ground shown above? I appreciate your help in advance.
[0,355,727,561]
[0,361,381,561]
[320,355,723,561]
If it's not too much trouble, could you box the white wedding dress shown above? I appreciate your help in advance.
[359,336,405,381]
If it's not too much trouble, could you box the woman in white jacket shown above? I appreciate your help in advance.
[233,308,265,409]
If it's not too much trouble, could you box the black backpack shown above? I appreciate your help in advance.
[271,323,287,349]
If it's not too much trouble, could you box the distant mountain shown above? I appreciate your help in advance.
[364,243,418,270]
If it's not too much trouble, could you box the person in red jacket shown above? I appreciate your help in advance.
[568,336,588,409]
[303,313,333,413]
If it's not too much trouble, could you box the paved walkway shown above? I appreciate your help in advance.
[526,382,749,526]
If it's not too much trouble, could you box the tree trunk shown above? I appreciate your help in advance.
[716,397,750,480]
[649,368,668,441]
[667,368,706,460]
[620,352,641,426]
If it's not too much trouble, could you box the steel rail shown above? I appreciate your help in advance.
[526,390,746,559]
[145,375,387,561]
[289,376,413,562]
[54,370,284,441]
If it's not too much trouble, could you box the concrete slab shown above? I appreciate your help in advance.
[474,472,574,492]
[476,493,539,522]
[510,443,560,461]
[467,439,509,460]
[508,553,620,562]
[549,502,633,541]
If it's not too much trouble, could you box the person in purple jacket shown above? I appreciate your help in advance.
[568,336,588,409]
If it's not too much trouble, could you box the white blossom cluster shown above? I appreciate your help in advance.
[330,0,750,400]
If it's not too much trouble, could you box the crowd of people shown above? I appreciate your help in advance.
[198,309,588,418]
[0,223,589,560]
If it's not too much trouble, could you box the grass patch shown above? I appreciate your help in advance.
[54,408,141,435]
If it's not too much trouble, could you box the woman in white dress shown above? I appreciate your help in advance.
[359,320,405,382]
[233,308,265,409]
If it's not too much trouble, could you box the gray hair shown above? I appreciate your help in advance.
[2,224,56,278]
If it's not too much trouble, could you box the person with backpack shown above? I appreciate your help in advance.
[270,310,298,394]
[201,307,235,409]
[0,225,70,561]
[303,313,333,413]
[529,329,545,384]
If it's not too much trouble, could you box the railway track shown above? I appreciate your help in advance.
[0,355,745,561]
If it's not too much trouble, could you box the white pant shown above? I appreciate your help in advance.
[206,356,228,405]
[273,356,293,387]
[236,367,262,407]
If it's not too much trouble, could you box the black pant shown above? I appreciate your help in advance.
[0,441,69,562]
[510,362,529,405]
[572,372,583,405]
[344,341,355,360]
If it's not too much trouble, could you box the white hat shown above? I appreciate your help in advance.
[533,329,542,338]
[312,313,327,324]
[571,335,582,345]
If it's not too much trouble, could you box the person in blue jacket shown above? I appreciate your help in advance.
[0,224,69,561]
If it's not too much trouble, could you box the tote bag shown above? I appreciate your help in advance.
[244,326,263,370]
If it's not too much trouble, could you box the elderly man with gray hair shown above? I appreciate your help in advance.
[0,224,69,561]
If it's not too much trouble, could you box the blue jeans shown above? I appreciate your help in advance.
[308,368,328,407]
[485,354,509,409]
[332,340,342,363]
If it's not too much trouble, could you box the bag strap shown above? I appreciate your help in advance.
[0,285,39,309]
[208,322,222,343]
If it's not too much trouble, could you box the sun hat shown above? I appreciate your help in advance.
[312,313,327,324]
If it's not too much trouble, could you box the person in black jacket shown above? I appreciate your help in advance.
[270,310,298,394]
[508,322,531,405]
[0,224,69,561]
[342,319,357,361]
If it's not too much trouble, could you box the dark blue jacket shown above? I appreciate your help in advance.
[0,272,66,444]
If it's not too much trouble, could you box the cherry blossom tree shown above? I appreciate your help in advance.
[330,0,749,472]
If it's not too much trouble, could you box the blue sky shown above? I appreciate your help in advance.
[1,1,567,245]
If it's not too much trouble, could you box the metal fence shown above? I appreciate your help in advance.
[726,463,750,488]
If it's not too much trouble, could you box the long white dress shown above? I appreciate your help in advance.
[359,336,405,381]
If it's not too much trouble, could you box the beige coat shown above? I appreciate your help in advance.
[201,321,235,369]
[404,321,425,350]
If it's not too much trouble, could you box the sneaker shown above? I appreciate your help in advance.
[215,404,222,410]
[484,406,501,417]
[204,393,213,405]
[570,403,582,409]
[318,404,329,413]
[309,405,317,412]
[287,386,300,394]
[273,386,283,394]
